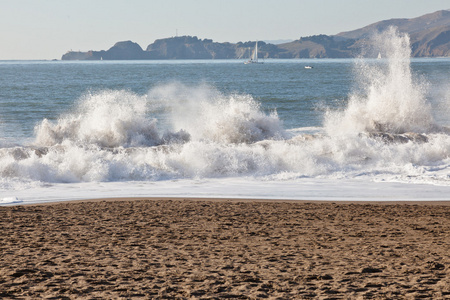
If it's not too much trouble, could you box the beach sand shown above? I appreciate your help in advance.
[0,198,449,299]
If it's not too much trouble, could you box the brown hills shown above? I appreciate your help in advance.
[62,10,450,60]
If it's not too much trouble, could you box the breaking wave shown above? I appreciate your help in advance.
[1,27,450,188]
[34,90,161,148]
[325,27,439,136]
[34,83,285,148]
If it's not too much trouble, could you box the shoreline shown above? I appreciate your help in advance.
[1,197,449,298]
[21,196,450,206]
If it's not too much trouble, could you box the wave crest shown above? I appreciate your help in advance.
[149,83,287,144]
[34,90,162,148]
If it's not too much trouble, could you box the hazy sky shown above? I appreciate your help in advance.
[1,0,449,60]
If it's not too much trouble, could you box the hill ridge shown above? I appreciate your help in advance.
[62,10,450,60]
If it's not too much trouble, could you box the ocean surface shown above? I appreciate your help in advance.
[1,28,450,205]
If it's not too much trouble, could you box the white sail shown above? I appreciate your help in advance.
[245,41,263,64]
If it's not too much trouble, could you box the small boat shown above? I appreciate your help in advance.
[245,41,263,64]
[304,66,313,69]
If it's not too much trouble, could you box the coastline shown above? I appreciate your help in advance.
[22,196,450,206]
[1,197,449,298]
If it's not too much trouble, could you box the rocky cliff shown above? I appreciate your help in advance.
[61,10,450,60]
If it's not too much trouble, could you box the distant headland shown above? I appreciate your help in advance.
[62,10,450,60]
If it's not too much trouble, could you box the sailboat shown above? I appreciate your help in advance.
[244,41,263,64]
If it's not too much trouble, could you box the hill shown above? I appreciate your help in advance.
[336,10,450,57]
[61,10,450,60]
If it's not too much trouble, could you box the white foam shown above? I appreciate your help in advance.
[149,82,287,143]
[1,178,450,206]
[2,128,450,189]
[0,197,22,205]
[34,90,161,148]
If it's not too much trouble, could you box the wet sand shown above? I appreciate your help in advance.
[0,198,449,299]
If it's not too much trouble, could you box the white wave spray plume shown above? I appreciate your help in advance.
[148,82,287,144]
[325,27,436,136]
[34,90,161,148]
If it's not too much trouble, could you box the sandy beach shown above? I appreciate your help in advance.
[0,198,449,299]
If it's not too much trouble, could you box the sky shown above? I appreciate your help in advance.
[0,0,449,60]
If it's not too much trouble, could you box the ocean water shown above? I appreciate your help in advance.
[1,28,450,205]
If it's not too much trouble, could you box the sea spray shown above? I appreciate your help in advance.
[34,90,162,148]
[148,82,286,143]
[432,83,450,126]
[325,27,435,136]
[34,84,286,148]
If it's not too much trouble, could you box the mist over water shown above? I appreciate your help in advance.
[1,27,450,203]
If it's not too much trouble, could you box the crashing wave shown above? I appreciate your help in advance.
[2,27,450,188]
[324,27,440,139]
